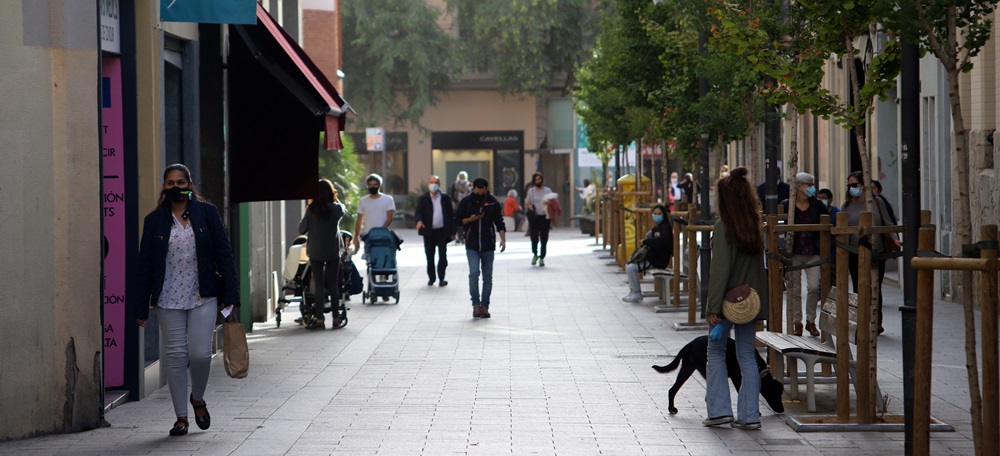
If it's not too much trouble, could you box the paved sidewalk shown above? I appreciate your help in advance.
[1,229,979,455]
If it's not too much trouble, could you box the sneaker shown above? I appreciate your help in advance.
[531,255,539,266]
[806,322,820,337]
[539,258,545,267]
[702,416,734,427]
[621,292,643,303]
[428,279,435,286]
[731,421,761,430]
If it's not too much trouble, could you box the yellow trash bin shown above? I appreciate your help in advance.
[617,174,651,268]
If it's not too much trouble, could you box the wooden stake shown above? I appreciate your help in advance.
[913,226,936,456]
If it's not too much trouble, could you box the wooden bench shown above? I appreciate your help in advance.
[756,287,882,412]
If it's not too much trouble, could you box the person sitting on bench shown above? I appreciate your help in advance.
[622,204,674,302]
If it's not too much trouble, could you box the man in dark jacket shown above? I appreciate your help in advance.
[455,178,506,319]
[780,172,828,337]
[415,175,457,287]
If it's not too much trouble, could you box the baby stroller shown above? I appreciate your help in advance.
[277,236,309,328]
[361,227,401,304]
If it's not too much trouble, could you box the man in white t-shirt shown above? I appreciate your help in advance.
[353,173,396,252]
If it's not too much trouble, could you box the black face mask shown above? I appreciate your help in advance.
[534,181,543,187]
[165,186,192,203]
[368,186,380,195]
[473,192,485,204]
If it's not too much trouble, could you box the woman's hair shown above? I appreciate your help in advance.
[843,170,865,209]
[456,171,468,181]
[158,163,204,207]
[308,179,336,219]
[507,189,518,198]
[651,204,668,215]
[531,173,543,184]
[716,167,763,253]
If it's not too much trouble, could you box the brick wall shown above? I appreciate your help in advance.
[302,8,341,93]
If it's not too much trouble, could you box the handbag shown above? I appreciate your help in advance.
[722,283,761,324]
[876,200,901,254]
[628,245,649,264]
[222,313,249,379]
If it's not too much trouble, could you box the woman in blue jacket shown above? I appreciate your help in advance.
[133,164,239,437]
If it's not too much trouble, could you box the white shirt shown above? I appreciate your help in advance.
[430,192,444,229]
[358,193,396,235]
[158,213,213,310]
[526,186,553,216]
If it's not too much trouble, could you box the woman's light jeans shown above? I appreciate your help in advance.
[157,301,217,417]
[705,319,761,425]
[625,260,651,293]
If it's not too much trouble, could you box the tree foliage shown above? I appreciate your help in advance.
[448,0,598,97]
[342,0,456,130]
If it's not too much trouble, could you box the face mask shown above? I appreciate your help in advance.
[849,187,863,198]
[165,186,192,203]
[458,179,467,185]
[805,186,817,197]
[368,186,380,195]
[820,199,830,208]
[429,183,440,193]
[652,214,665,224]
[670,179,678,185]
[473,192,485,204]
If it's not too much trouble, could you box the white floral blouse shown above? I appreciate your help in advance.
[157,213,213,310]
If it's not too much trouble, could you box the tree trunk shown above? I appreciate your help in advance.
[947,64,983,456]
[747,98,760,184]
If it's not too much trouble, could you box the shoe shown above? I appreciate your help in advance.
[305,319,324,330]
[531,255,539,266]
[539,258,545,267]
[472,305,484,318]
[439,280,448,287]
[482,307,491,318]
[428,279,435,286]
[621,292,642,303]
[731,421,761,430]
[877,326,885,335]
[294,317,303,325]
[806,322,820,337]
[702,416,734,427]
[190,394,210,430]
[792,323,803,337]
[169,418,189,436]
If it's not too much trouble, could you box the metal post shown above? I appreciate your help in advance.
[900,37,921,456]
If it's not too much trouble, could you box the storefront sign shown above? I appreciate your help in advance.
[99,0,120,54]
[161,0,257,25]
[101,57,126,387]
[366,127,385,152]
[432,131,524,150]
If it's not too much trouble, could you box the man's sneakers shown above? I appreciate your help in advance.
[539,258,545,267]
[531,255,539,266]
[621,292,643,303]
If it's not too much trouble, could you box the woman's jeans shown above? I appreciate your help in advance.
[156,301,217,417]
[529,216,550,258]
[706,320,761,424]
[625,260,651,293]
[466,249,494,307]
[310,260,339,319]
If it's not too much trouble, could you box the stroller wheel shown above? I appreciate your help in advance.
[333,314,348,328]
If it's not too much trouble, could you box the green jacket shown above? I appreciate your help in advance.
[703,219,769,321]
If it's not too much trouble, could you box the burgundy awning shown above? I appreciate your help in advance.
[228,4,350,202]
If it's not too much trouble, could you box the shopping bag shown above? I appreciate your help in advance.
[222,314,249,379]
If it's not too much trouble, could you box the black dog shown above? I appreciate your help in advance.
[652,335,785,414]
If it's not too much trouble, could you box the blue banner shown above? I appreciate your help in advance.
[161,0,256,25]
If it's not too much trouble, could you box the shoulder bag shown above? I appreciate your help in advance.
[722,283,761,324]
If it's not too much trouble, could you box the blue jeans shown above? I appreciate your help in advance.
[705,319,761,424]
[466,249,495,307]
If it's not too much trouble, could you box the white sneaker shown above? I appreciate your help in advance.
[621,292,643,303]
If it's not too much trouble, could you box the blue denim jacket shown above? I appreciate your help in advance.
[132,200,239,320]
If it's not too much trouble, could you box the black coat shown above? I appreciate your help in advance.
[414,191,457,237]
[132,200,239,320]
[455,193,506,252]
[780,197,829,254]
[642,220,674,269]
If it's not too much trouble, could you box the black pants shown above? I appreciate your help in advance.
[529,215,550,258]
[309,260,339,319]
[423,228,450,282]
[848,252,886,326]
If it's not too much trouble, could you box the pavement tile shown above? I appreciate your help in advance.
[1,230,984,455]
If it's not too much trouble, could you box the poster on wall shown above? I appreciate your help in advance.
[102,57,125,388]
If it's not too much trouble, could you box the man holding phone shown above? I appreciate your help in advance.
[455,178,506,319]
